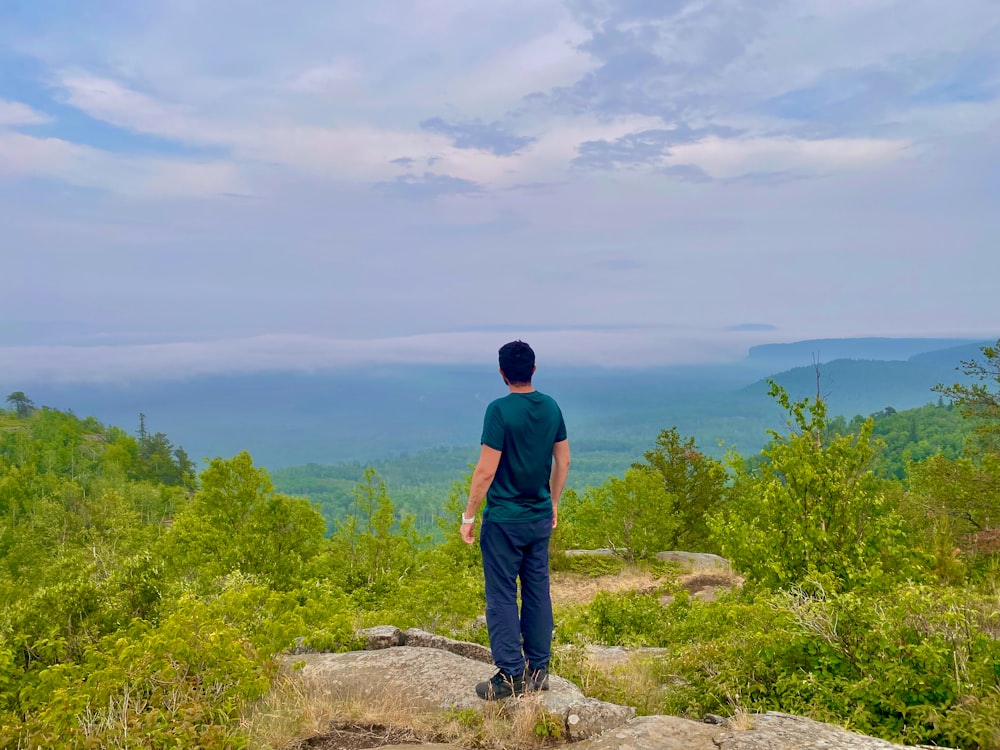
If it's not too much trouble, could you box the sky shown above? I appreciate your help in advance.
[2,0,999,383]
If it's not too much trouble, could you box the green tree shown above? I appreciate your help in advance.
[330,467,423,603]
[561,429,724,559]
[561,467,677,560]
[4,392,35,419]
[908,453,1000,556]
[634,427,727,552]
[933,338,1000,454]
[711,383,915,589]
[163,452,327,590]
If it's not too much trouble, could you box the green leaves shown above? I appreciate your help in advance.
[561,428,726,560]
[711,383,916,590]
[934,338,1000,454]
[163,452,328,591]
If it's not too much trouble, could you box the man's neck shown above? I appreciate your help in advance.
[508,383,535,394]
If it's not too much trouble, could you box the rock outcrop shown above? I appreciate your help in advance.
[655,550,733,573]
[573,712,923,750]
[714,712,924,750]
[288,646,634,741]
[290,632,935,750]
[361,626,494,664]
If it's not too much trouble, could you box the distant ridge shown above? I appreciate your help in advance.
[746,337,982,369]
[909,340,996,368]
[740,358,958,418]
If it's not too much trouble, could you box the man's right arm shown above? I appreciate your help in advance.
[550,439,570,528]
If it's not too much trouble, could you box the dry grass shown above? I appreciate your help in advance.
[552,647,668,716]
[549,566,661,607]
[242,673,566,750]
[727,705,757,732]
[550,563,743,608]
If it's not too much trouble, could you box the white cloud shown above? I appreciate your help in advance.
[7,318,998,385]
[668,135,912,179]
[0,99,50,126]
[288,61,363,93]
[0,131,244,198]
[1,0,998,365]
[52,71,676,188]
[445,17,597,116]
[57,71,209,144]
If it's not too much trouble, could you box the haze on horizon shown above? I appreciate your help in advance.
[2,1,998,384]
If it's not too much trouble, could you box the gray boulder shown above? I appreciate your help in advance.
[286,646,633,741]
[360,625,404,649]
[718,712,924,750]
[291,634,935,749]
[655,551,733,573]
[576,715,722,750]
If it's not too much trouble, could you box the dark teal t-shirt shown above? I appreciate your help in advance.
[480,391,567,523]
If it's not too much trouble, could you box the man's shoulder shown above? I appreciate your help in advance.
[486,395,510,410]
[531,390,563,410]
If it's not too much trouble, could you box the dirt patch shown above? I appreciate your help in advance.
[293,722,421,750]
[679,572,743,594]
[550,568,662,607]
[550,567,744,608]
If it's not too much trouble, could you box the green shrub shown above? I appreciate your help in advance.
[14,596,270,749]
[557,590,667,647]
[566,554,626,577]
[564,580,1000,749]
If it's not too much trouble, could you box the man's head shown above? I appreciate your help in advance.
[498,340,535,385]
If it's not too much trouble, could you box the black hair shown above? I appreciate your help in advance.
[498,340,535,384]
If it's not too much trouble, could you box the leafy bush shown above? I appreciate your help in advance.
[560,429,725,560]
[557,580,1000,749]
[556,590,669,647]
[13,597,270,749]
[711,383,921,590]
[565,554,626,577]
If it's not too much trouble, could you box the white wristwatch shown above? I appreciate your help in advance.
[461,515,475,524]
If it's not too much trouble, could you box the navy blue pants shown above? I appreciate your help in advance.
[480,517,553,676]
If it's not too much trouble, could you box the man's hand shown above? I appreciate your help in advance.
[552,505,558,529]
[461,522,476,544]
[461,445,500,546]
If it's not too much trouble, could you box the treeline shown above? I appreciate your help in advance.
[271,443,636,533]
[0,340,998,749]
[272,399,973,537]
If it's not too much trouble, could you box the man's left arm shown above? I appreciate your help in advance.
[461,444,502,544]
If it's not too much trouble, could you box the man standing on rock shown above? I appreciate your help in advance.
[461,340,571,700]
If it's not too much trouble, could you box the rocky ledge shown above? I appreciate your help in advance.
[285,628,939,750]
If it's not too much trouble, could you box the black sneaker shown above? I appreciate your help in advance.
[527,667,550,691]
[475,670,525,700]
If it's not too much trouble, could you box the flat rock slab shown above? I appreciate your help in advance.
[577,715,722,750]
[577,712,925,750]
[718,712,917,750]
[655,551,733,573]
[287,646,633,741]
[564,548,619,557]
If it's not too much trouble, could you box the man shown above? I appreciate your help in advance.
[461,340,571,700]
